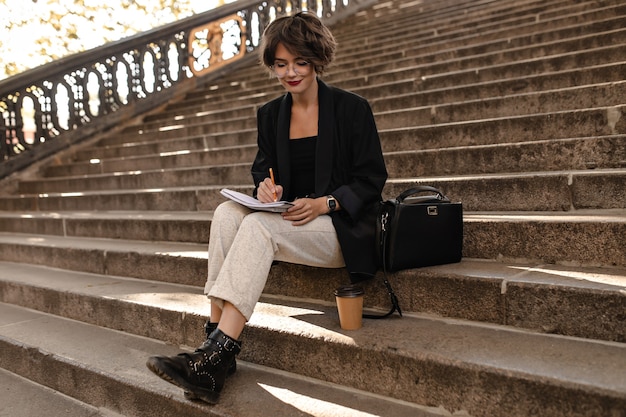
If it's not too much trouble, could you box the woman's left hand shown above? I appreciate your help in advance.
[281,197,327,226]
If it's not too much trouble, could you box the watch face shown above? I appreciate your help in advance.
[328,197,336,211]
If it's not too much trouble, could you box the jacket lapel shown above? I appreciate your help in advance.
[315,80,334,196]
[276,93,292,194]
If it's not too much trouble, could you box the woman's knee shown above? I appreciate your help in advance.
[213,201,249,224]
[238,212,278,239]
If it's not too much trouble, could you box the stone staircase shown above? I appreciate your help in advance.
[1,0,625,416]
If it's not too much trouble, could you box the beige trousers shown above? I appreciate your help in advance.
[205,200,345,320]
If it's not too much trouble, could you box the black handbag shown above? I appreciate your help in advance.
[377,186,463,272]
[365,186,463,319]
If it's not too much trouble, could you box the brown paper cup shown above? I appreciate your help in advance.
[334,285,365,330]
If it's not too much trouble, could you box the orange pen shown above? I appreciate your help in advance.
[269,168,277,201]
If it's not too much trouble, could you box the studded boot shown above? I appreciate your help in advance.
[203,321,238,374]
[146,328,242,405]
[183,321,238,401]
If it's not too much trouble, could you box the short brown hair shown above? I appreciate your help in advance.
[260,12,337,75]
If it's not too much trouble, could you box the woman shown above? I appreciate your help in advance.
[146,11,387,404]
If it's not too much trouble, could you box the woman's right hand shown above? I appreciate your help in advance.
[257,177,283,203]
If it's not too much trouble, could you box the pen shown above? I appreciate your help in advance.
[269,168,277,201]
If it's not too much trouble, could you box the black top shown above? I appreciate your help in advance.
[289,136,316,199]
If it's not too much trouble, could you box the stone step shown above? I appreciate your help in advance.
[386,169,626,212]
[17,161,253,194]
[91,61,625,156]
[2,168,625,213]
[2,208,624,265]
[76,131,258,161]
[368,61,626,113]
[110,100,625,157]
[385,136,626,176]
[158,40,626,124]
[115,81,626,140]
[56,79,625,174]
[0,215,624,337]
[175,2,626,97]
[184,0,622,96]
[44,132,626,180]
[338,0,607,31]
[0,211,213,243]
[331,42,626,93]
[337,0,624,48]
[16,107,626,194]
[0,302,434,417]
[199,8,626,97]
[327,27,626,83]
[46,144,258,178]
[377,81,626,129]
[144,56,626,131]
[338,4,625,58]
[0,266,624,417]
[379,106,624,153]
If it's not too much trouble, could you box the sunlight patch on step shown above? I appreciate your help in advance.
[160,149,190,157]
[250,302,356,344]
[259,383,380,417]
[56,192,85,197]
[510,265,626,287]
[113,291,209,314]
[158,124,184,132]
[154,250,207,259]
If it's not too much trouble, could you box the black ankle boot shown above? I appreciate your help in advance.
[183,321,238,401]
[146,328,241,404]
[203,321,238,375]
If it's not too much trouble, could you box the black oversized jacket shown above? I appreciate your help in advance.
[251,79,388,282]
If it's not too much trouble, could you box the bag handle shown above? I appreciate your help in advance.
[397,185,446,202]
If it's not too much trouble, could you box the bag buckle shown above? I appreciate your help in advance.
[427,206,438,216]
[381,212,389,232]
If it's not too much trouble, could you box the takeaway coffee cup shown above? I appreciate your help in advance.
[334,285,365,330]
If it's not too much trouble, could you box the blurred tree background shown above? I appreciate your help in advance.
[0,0,235,80]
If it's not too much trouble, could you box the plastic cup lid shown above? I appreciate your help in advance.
[334,284,365,297]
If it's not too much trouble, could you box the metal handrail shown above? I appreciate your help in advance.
[0,0,376,178]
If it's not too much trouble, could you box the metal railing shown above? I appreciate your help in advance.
[0,0,377,178]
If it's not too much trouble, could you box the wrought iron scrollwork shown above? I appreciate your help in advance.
[189,14,246,77]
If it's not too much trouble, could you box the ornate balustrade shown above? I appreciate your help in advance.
[0,0,376,178]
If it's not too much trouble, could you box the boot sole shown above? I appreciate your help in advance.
[146,357,220,405]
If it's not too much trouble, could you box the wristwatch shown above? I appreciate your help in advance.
[326,195,337,213]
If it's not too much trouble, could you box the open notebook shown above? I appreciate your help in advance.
[220,188,293,213]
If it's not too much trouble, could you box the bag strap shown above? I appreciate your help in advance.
[363,209,403,319]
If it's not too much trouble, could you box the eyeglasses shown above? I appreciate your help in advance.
[270,60,311,78]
